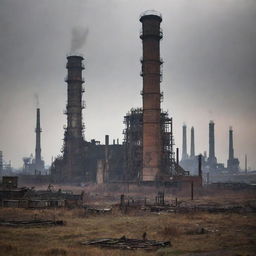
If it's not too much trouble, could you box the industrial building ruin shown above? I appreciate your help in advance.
[51,56,124,183]
[50,11,203,186]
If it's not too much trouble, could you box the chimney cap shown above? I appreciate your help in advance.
[66,54,84,60]
[140,10,162,22]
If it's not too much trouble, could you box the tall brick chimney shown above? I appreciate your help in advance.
[63,55,85,179]
[140,11,163,181]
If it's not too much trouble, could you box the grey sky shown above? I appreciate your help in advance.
[0,0,255,170]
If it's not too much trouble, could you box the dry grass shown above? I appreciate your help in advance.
[0,188,255,256]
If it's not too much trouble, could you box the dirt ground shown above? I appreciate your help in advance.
[0,185,255,256]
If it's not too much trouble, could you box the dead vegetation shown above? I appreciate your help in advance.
[0,187,255,256]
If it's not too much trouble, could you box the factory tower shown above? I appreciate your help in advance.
[227,127,240,172]
[190,126,195,157]
[35,108,44,173]
[140,11,163,181]
[182,124,188,160]
[63,55,85,179]
[208,121,217,171]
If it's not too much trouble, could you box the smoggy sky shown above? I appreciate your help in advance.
[0,0,255,170]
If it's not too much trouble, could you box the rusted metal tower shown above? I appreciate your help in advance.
[140,11,163,181]
[63,55,85,179]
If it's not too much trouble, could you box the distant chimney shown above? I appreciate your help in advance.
[35,108,44,172]
[208,121,217,170]
[182,124,188,160]
[228,127,234,161]
[190,126,195,157]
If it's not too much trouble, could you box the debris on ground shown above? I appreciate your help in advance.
[81,236,171,250]
[85,207,112,214]
[0,219,64,227]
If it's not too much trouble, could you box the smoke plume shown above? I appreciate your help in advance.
[70,27,89,53]
[34,93,39,108]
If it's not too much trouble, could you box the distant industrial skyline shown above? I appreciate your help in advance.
[0,0,255,170]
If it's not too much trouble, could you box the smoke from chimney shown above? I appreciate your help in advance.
[34,93,39,108]
[70,27,89,54]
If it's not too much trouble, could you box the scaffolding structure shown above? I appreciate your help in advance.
[123,108,143,181]
[123,108,175,181]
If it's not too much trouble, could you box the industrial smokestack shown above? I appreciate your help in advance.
[63,55,85,178]
[198,154,202,177]
[228,127,234,161]
[208,120,217,170]
[140,10,163,181]
[209,121,215,160]
[35,108,44,172]
[245,154,247,173]
[176,148,179,164]
[227,127,240,172]
[182,124,188,160]
[190,126,195,157]
[0,151,3,175]
[35,108,42,163]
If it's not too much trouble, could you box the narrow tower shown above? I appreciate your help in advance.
[228,127,234,161]
[190,126,195,157]
[208,121,217,170]
[227,127,240,172]
[140,11,163,181]
[35,108,44,172]
[63,55,85,179]
[182,124,188,160]
[0,151,3,175]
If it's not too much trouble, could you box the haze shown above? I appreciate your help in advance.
[0,0,255,170]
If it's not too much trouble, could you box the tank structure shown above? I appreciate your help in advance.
[140,11,163,181]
